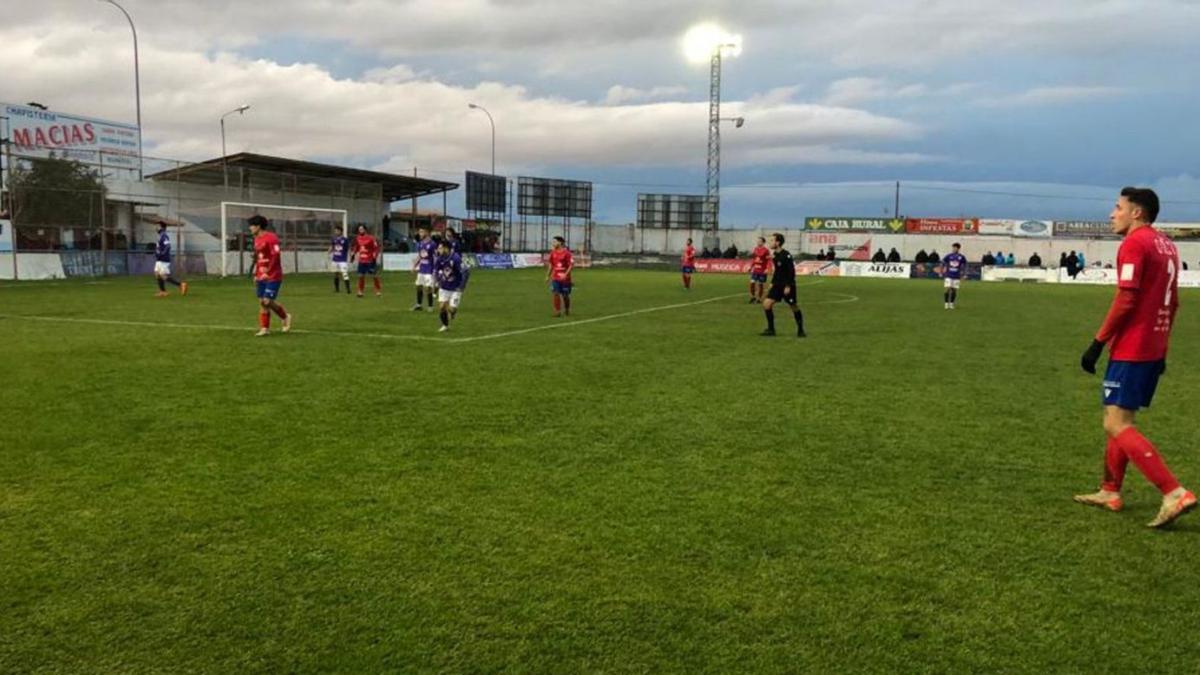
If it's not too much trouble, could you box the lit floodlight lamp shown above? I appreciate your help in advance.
[682,23,743,64]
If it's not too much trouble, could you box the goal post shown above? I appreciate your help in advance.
[220,202,349,278]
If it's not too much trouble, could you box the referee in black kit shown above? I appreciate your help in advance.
[761,232,806,338]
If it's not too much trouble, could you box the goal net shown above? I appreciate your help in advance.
[219,202,349,278]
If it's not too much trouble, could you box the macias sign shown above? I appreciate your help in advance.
[2,103,139,167]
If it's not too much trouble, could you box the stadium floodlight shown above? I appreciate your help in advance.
[721,116,746,129]
[682,23,742,64]
[467,103,496,176]
[97,0,143,180]
[220,105,252,190]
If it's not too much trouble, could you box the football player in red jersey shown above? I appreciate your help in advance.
[749,236,771,303]
[546,236,574,317]
[248,215,291,337]
[351,224,382,297]
[681,238,696,290]
[1075,187,1194,528]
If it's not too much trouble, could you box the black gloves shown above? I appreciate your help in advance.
[1080,339,1105,374]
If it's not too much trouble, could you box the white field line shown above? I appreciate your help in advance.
[0,280,846,343]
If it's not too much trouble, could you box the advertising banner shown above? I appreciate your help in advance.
[905,218,979,234]
[474,253,514,269]
[1179,271,1200,288]
[1011,220,1052,238]
[512,253,545,269]
[1053,221,1112,237]
[839,261,911,278]
[910,262,983,280]
[805,217,904,233]
[1158,223,1200,240]
[1059,267,1118,284]
[981,267,1055,282]
[977,219,1014,235]
[796,261,841,277]
[0,219,12,253]
[694,258,754,274]
[3,102,140,168]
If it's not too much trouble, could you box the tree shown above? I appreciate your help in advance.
[9,153,105,228]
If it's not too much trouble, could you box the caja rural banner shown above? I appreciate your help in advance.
[473,253,514,269]
[905,218,980,234]
[805,217,905,233]
[3,102,140,168]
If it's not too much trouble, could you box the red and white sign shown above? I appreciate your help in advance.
[796,261,841,277]
[905,218,979,234]
[3,102,140,169]
[694,258,754,274]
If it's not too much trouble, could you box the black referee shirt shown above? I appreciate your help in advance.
[771,249,796,287]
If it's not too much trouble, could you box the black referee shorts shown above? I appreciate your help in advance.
[766,283,797,306]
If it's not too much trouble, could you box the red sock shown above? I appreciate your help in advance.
[1101,437,1128,492]
[272,304,288,319]
[1115,427,1181,495]
[258,311,270,329]
[358,277,365,292]
[374,277,382,291]
[553,295,562,312]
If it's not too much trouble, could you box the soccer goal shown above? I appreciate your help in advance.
[219,202,349,278]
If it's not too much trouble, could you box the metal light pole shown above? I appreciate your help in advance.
[468,103,495,175]
[704,43,739,234]
[220,105,251,190]
[98,0,142,180]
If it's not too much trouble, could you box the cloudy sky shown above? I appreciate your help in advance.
[4,0,1200,224]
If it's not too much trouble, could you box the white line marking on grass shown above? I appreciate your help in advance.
[0,314,446,342]
[453,292,746,343]
[810,291,859,305]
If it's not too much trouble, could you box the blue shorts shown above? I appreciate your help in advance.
[357,262,377,275]
[681,265,696,274]
[750,272,768,283]
[256,280,282,300]
[551,280,573,296]
[1103,360,1164,410]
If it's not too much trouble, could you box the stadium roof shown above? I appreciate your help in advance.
[145,152,458,202]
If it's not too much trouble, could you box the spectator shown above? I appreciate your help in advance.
[1066,250,1079,278]
[1185,261,1191,271]
[1029,252,1042,267]
[1005,252,1015,266]
[982,251,996,265]
[887,248,901,262]
[816,250,826,260]
[872,248,886,263]
[915,249,929,263]
[827,246,837,261]
[928,250,940,263]
[1059,252,1068,268]
[724,244,739,258]
[1077,251,1086,268]
[994,251,1005,266]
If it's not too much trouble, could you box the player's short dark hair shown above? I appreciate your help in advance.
[686,238,692,244]
[357,224,368,233]
[1121,186,1159,223]
[952,242,961,249]
[771,232,785,246]
[248,214,269,228]
[757,236,766,244]
[553,236,565,244]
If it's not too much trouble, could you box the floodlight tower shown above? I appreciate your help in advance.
[684,24,742,235]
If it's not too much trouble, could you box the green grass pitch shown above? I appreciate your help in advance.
[3,268,1200,672]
